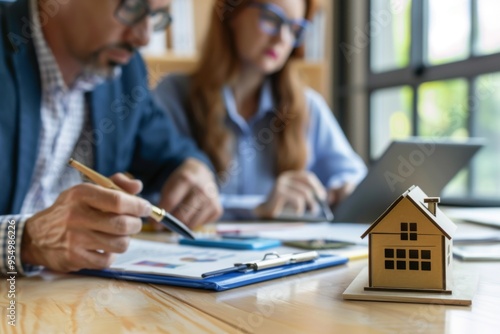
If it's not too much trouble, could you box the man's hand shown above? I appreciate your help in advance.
[21,174,150,273]
[158,158,222,229]
[254,171,327,219]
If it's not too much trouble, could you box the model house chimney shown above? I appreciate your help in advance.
[424,197,440,216]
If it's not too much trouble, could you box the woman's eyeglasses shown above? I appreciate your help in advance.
[249,2,310,47]
[115,0,172,32]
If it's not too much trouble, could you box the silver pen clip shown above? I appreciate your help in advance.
[202,251,319,278]
[236,251,320,270]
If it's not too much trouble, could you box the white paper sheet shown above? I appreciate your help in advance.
[110,239,265,278]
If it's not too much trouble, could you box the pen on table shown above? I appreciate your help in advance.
[201,251,319,278]
[68,158,196,240]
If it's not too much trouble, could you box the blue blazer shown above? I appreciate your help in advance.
[0,0,209,215]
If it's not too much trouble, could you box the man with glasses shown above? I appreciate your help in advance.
[0,0,222,275]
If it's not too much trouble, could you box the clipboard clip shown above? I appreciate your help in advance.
[201,251,319,278]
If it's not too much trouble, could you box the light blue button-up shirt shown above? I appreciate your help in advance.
[153,74,366,218]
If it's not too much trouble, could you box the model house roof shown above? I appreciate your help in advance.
[361,185,457,239]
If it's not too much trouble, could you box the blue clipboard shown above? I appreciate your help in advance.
[78,254,348,291]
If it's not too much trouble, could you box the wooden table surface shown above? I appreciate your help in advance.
[2,228,500,333]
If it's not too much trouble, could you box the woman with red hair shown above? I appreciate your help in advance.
[153,0,366,219]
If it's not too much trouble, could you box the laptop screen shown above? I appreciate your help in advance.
[332,138,484,223]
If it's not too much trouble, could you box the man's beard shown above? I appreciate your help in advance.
[82,61,122,81]
[82,43,136,81]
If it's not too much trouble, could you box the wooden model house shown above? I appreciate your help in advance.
[361,185,457,293]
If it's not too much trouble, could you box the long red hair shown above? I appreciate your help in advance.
[187,0,318,176]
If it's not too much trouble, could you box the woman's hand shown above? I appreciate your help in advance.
[254,171,327,219]
[328,182,356,207]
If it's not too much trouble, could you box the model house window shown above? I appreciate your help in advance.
[421,250,431,259]
[396,248,406,269]
[400,222,418,241]
[421,261,432,271]
[384,248,431,271]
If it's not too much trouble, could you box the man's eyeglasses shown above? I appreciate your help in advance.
[248,2,310,48]
[115,0,172,32]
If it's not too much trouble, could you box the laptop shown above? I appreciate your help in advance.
[332,138,484,223]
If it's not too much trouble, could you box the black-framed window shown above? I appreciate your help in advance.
[384,247,432,271]
[338,0,500,203]
[400,222,418,241]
